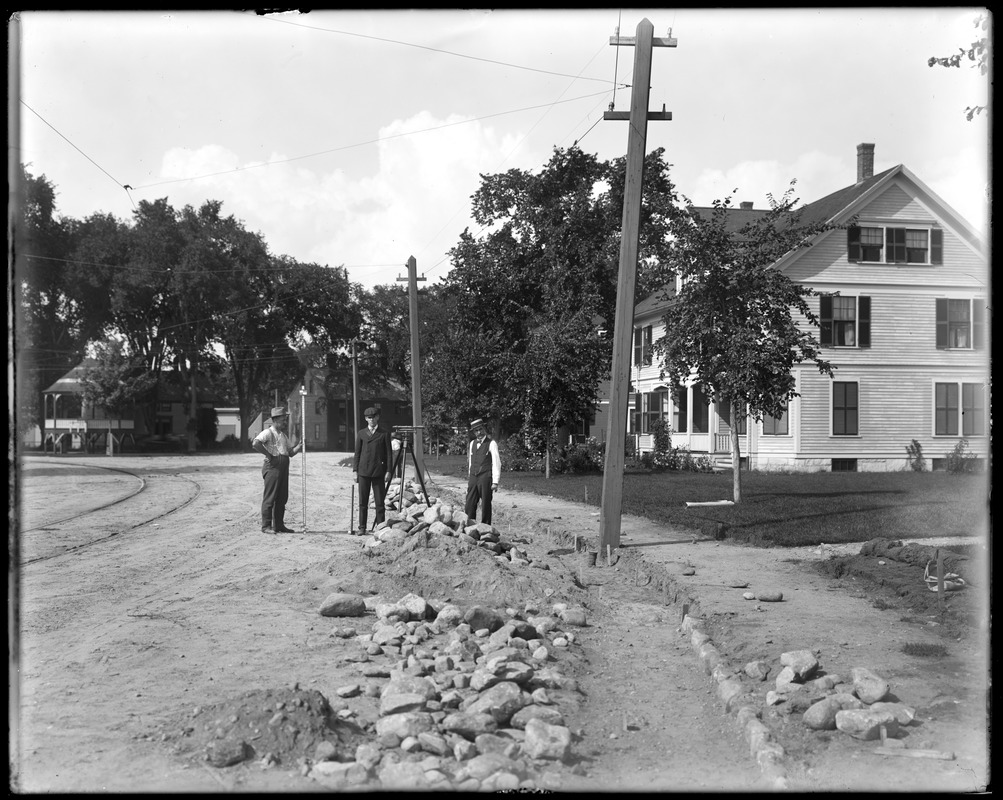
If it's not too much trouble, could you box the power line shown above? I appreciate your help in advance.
[258,13,625,87]
[131,90,611,191]
[20,99,136,209]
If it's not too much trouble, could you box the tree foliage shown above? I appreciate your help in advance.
[655,182,838,502]
[15,166,365,450]
[430,146,679,445]
[928,13,990,121]
[14,166,109,438]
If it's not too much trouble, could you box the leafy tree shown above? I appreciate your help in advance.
[78,339,159,452]
[435,145,679,459]
[654,183,838,503]
[13,166,107,443]
[928,13,990,121]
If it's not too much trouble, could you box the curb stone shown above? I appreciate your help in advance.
[682,614,789,790]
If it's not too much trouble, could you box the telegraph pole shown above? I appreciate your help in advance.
[397,256,429,483]
[599,19,676,559]
[351,338,360,437]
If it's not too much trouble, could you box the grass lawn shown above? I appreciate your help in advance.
[425,454,989,547]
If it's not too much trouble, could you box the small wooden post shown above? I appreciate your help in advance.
[936,548,946,616]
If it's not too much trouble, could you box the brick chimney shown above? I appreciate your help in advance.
[856,143,875,183]
[739,201,753,210]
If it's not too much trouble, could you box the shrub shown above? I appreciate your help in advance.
[444,429,470,456]
[563,437,605,474]
[220,434,241,452]
[499,433,543,472]
[905,439,926,472]
[945,438,979,474]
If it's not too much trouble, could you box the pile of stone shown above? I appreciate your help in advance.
[760,650,916,741]
[362,479,542,569]
[313,590,589,790]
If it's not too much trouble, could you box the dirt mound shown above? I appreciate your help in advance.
[320,529,591,612]
[811,538,984,637]
[164,685,368,769]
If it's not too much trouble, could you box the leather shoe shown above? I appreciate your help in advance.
[261,525,275,534]
[274,525,296,533]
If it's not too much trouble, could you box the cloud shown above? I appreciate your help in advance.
[154,111,530,288]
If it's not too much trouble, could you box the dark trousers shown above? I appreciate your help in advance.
[261,455,290,528]
[358,474,387,531]
[465,472,493,524]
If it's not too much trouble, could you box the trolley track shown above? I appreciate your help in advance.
[17,461,207,566]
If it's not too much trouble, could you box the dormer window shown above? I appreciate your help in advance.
[848,225,943,265]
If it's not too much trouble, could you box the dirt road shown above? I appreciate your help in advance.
[11,452,989,792]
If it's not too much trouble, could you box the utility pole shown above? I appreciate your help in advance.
[397,256,429,483]
[351,338,360,438]
[599,19,676,559]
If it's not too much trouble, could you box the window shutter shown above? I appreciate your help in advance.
[820,295,833,346]
[935,298,949,349]
[931,229,943,264]
[973,301,985,349]
[857,296,871,348]
[847,226,861,263]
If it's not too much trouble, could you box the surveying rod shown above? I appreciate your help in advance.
[299,384,307,531]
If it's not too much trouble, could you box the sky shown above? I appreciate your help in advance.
[13,8,991,292]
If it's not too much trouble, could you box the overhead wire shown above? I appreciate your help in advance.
[20,99,136,210]
[257,12,624,87]
[23,14,638,294]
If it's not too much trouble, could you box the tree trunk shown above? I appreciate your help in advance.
[545,428,551,480]
[730,400,742,504]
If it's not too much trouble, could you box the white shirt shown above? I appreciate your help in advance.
[254,425,294,457]
[468,436,502,485]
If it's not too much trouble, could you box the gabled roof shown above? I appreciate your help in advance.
[44,360,224,402]
[689,205,773,234]
[42,359,100,393]
[634,286,677,319]
[635,155,986,313]
[796,165,898,228]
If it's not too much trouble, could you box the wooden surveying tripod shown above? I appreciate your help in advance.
[386,425,430,510]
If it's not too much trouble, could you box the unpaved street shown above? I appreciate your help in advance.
[12,452,766,792]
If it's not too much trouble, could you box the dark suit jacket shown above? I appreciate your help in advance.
[354,425,393,477]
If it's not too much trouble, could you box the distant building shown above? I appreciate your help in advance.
[614,143,988,472]
[39,360,222,453]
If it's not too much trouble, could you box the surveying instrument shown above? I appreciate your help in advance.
[386,425,430,511]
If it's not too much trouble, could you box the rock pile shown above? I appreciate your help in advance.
[309,590,589,791]
[361,479,544,570]
[762,652,915,742]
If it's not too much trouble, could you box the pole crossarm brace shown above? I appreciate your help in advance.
[609,34,678,47]
[603,109,673,121]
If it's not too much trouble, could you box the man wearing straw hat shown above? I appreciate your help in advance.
[252,406,302,534]
[352,406,393,535]
[465,418,501,524]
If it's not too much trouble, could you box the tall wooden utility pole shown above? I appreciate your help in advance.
[599,19,676,559]
[351,338,360,437]
[397,256,429,483]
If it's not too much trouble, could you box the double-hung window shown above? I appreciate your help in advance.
[936,298,985,349]
[762,400,789,436]
[935,382,986,436]
[820,296,870,347]
[848,225,942,265]
[633,325,653,367]
[832,382,858,436]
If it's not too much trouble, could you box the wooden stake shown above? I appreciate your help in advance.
[874,748,956,760]
[936,548,945,616]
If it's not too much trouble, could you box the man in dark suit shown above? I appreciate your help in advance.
[353,406,393,535]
